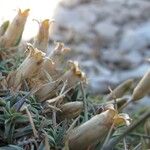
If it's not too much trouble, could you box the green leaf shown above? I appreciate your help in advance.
[0,20,9,36]
[4,119,15,143]
[14,125,32,139]
[0,114,5,124]
[38,141,46,150]
[13,114,29,124]
[0,145,23,150]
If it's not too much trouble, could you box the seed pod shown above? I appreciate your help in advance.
[34,80,62,102]
[40,57,63,80]
[0,9,29,48]
[106,79,133,101]
[58,101,83,120]
[48,42,70,68]
[132,71,150,101]
[33,19,54,52]
[60,60,87,89]
[0,20,9,37]
[67,108,116,150]
[10,44,45,88]
[35,61,86,101]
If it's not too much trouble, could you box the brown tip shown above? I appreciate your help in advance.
[42,19,49,29]
[19,9,30,17]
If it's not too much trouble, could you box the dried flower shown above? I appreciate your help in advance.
[113,113,131,126]
[106,79,133,101]
[67,104,131,150]
[48,42,70,68]
[40,57,63,80]
[0,9,29,48]
[34,80,62,102]
[67,105,115,150]
[132,70,150,101]
[33,19,54,52]
[60,60,87,89]
[34,60,86,101]
[8,44,45,88]
[58,101,83,120]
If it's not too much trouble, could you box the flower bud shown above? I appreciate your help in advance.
[59,101,83,120]
[67,107,116,150]
[60,60,87,89]
[33,19,54,52]
[106,79,133,101]
[0,9,30,48]
[132,71,150,101]
[8,44,45,88]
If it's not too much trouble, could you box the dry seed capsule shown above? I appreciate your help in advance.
[67,108,116,150]
[132,71,150,101]
[58,101,83,120]
[40,57,63,80]
[48,42,70,68]
[34,80,62,102]
[60,60,87,89]
[13,44,45,88]
[33,19,53,52]
[0,9,29,48]
[106,79,133,101]
[35,61,86,101]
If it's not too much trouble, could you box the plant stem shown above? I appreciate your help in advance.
[80,82,88,122]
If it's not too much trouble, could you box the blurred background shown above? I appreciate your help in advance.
[1,0,150,103]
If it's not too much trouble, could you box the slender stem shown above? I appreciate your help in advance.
[101,123,115,149]
[45,133,50,150]
[25,107,38,138]
[129,133,150,139]
[52,108,57,128]
[80,82,88,122]
[118,98,132,112]
[132,143,142,150]
[108,86,118,111]
[66,116,80,135]
[123,137,128,150]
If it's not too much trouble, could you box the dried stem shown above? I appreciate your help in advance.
[25,106,38,138]
[80,82,88,122]
[118,98,132,112]
[52,108,57,128]
[108,86,118,111]
[66,116,80,135]
[123,137,128,150]
[52,81,71,128]
[129,133,150,139]
[101,122,115,149]
[45,133,50,150]
[132,143,142,150]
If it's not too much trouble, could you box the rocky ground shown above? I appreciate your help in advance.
[51,0,150,95]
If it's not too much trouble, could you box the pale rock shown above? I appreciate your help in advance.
[116,63,150,81]
[53,6,97,43]
[102,49,143,68]
[60,0,82,8]
[95,21,119,44]
[120,23,150,51]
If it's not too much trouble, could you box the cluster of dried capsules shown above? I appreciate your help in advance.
[0,9,150,150]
